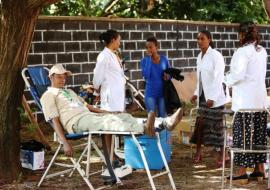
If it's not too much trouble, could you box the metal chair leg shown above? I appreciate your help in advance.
[156,132,176,190]
[37,144,62,187]
[229,151,234,190]
[267,153,270,189]
[221,127,227,188]
[131,134,156,190]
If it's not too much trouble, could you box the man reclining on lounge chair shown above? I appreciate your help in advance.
[40,64,182,158]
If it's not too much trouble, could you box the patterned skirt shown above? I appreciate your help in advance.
[233,111,267,167]
[190,91,224,148]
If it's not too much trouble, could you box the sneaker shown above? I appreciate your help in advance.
[101,165,132,179]
[163,108,183,131]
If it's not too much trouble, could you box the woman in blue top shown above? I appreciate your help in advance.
[140,36,171,134]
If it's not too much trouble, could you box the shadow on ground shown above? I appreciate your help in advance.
[0,117,268,190]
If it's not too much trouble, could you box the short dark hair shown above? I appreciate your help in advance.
[146,36,158,47]
[99,29,119,45]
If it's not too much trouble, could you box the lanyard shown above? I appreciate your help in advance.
[61,89,73,102]
[108,49,123,68]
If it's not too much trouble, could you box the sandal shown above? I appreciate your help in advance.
[216,157,230,168]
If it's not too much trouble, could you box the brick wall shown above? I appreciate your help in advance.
[29,16,270,91]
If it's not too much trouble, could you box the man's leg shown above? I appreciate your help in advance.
[73,115,117,183]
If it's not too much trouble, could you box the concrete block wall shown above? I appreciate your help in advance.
[28,16,270,91]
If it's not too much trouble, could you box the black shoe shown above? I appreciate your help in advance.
[226,174,248,185]
[112,160,123,169]
[103,176,117,186]
[249,172,264,178]
[249,172,264,181]
[226,174,248,180]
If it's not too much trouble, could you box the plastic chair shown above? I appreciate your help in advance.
[22,66,118,189]
[221,108,270,189]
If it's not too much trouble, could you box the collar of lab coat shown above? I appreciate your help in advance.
[199,46,212,60]
[204,46,212,55]
[104,47,115,55]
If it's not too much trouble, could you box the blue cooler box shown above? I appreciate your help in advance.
[124,130,171,170]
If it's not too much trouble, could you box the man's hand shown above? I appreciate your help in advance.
[52,117,73,157]
[206,99,214,108]
[190,95,197,104]
[93,95,100,103]
[63,142,73,157]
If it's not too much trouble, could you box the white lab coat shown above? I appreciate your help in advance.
[93,47,126,112]
[194,46,227,108]
[225,43,267,111]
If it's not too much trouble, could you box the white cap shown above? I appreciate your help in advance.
[49,64,72,77]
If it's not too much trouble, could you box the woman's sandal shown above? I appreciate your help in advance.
[216,157,230,168]
[193,154,202,164]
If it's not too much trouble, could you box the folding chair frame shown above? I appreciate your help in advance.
[221,108,270,189]
[22,67,119,189]
[22,66,176,189]
[37,133,119,190]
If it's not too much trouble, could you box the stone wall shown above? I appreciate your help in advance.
[29,16,270,91]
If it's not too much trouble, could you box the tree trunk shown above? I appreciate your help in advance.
[0,0,59,183]
[263,0,270,20]
[0,1,40,183]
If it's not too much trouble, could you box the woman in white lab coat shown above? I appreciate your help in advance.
[93,30,125,156]
[190,30,227,166]
[93,29,125,112]
[225,22,268,183]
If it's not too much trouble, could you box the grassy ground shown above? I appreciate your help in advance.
[1,116,269,190]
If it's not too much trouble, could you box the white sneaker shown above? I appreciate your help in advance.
[101,165,132,178]
[164,108,183,131]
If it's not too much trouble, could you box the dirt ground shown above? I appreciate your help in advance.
[1,117,269,190]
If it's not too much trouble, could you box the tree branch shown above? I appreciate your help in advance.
[98,0,120,16]
[105,0,121,13]
[27,0,60,9]
[263,0,270,20]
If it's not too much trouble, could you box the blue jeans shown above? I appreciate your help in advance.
[145,96,167,118]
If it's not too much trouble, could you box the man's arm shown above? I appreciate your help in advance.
[85,103,109,113]
[52,117,73,157]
